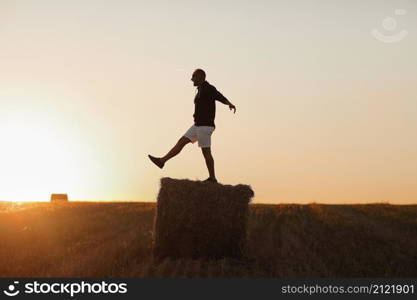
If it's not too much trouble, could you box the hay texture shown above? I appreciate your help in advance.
[50,193,68,202]
[153,177,254,259]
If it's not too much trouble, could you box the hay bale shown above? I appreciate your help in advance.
[153,177,254,259]
[50,193,68,202]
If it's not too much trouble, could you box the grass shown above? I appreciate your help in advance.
[0,201,416,277]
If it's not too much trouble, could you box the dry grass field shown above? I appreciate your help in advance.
[0,201,416,278]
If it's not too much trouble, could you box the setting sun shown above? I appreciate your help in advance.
[0,106,86,202]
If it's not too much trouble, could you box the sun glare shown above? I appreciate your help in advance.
[0,113,86,202]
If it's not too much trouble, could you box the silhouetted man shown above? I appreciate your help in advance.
[148,69,236,183]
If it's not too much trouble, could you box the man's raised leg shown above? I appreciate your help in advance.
[148,136,191,169]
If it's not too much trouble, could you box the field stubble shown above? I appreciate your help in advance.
[0,202,416,277]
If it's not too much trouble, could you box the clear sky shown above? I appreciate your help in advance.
[0,0,416,203]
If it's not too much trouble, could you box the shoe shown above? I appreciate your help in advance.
[148,155,164,169]
[204,177,218,183]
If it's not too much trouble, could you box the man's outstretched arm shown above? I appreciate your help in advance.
[214,89,236,113]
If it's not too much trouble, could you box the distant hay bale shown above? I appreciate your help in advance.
[153,177,254,259]
[50,193,68,202]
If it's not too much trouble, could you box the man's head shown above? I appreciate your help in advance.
[191,69,206,87]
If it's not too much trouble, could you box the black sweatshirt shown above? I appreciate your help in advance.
[193,81,229,127]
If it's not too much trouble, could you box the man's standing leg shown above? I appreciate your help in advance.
[198,126,217,182]
[202,147,217,182]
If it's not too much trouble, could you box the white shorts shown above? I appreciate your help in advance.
[183,125,215,148]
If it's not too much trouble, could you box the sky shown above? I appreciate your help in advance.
[0,0,416,203]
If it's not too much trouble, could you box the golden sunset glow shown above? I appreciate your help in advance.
[0,102,87,202]
[0,0,416,203]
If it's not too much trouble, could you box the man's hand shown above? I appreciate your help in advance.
[228,103,236,113]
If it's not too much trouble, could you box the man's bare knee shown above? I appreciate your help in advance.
[178,136,191,146]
